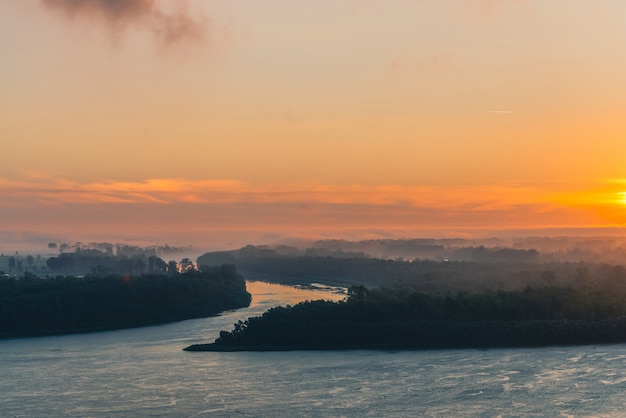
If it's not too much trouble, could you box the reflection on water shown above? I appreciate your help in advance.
[1,281,626,417]
[248,280,346,308]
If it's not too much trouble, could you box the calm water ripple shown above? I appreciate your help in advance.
[1,281,626,417]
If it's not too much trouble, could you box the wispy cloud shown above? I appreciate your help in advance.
[40,0,207,47]
[1,176,620,241]
[0,176,554,212]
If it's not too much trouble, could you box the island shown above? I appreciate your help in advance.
[0,264,251,338]
[185,284,626,351]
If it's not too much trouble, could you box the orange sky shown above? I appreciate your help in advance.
[2,0,626,251]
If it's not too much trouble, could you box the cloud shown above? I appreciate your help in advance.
[1,176,620,244]
[4,175,620,229]
[0,176,554,212]
[40,0,207,47]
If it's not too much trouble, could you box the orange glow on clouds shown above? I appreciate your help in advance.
[4,1,626,248]
[3,174,626,250]
[3,176,626,237]
[0,176,553,209]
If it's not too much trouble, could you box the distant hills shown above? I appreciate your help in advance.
[196,238,626,292]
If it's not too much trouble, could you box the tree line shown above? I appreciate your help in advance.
[0,265,251,338]
[186,284,626,351]
[45,249,195,276]
[198,248,626,293]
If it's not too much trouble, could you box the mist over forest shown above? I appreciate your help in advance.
[6,235,626,346]
[192,236,626,292]
[287,236,626,264]
[190,236,626,351]
[5,235,626,283]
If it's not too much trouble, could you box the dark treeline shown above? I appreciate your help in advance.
[48,241,191,258]
[0,265,251,338]
[186,284,626,351]
[305,237,626,264]
[198,246,626,292]
[46,249,188,276]
[310,239,539,262]
[200,236,626,265]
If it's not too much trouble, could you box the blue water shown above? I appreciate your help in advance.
[1,281,625,417]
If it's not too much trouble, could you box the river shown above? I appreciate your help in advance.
[1,281,626,417]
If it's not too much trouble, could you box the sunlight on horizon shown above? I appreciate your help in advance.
[3,1,626,246]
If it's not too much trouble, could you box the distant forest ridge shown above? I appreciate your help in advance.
[3,236,626,277]
[0,242,193,277]
[196,242,626,292]
[45,241,192,257]
[202,236,626,264]
[1,247,196,277]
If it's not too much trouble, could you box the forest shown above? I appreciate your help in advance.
[197,245,626,293]
[0,265,251,338]
[198,236,626,268]
[6,238,626,349]
[185,283,626,351]
[189,240,626,351]
[0,242,191,276]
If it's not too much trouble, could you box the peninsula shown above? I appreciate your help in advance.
[185,284,626,351]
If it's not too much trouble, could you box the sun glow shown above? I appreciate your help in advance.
[4,1,626,246]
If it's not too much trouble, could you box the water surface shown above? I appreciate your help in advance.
[1,281,625,417]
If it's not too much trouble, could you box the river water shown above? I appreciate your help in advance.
[1,281,626,417]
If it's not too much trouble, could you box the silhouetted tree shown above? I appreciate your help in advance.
[168,260,178,275]
[180,258,195,273]
[148,255,168,274]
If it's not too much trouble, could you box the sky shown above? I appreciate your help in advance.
[2,0,626,252]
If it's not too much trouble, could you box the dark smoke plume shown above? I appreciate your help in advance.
[41,0,206,47]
